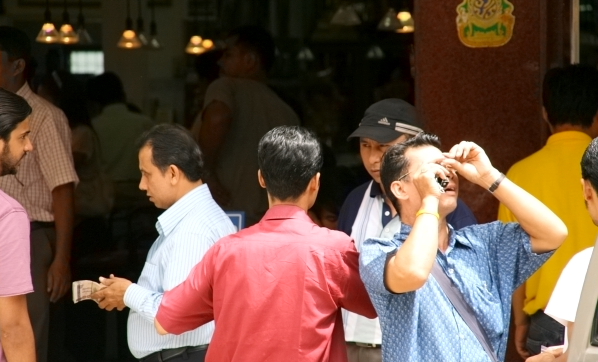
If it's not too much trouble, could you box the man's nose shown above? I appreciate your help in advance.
[25,138,33,152]
[370,149,383,164]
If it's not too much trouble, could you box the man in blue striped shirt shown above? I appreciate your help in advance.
[91,124,236,362]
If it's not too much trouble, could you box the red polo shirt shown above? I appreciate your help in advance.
[157,205,376,362]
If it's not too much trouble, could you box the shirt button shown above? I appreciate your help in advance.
[448,268,454,274]
[384,211,390,216]
[384,228,390,233]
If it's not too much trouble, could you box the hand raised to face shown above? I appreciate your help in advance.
[442,141,497,187]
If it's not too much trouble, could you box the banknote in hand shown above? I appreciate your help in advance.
[72,280,107,304]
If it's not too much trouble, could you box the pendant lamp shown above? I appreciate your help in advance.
[148,0,161,49]
[76,0,93,44]
[117,0,142,49]
[185,0,214,55]
[59,0,79,44]
[330,5,361,26]
[136,0,148,46]
[36,0,59,43]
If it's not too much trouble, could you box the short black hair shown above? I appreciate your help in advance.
[0,26,31,62]
[258,126,323,201]
[582,137,598,192]
[228,25,276,72]
[542,64,598,128]
[380,133,441,211]
[0,88,32,141]
[0,26,32,80]
[137,124,204,182]
[86,72,126,107]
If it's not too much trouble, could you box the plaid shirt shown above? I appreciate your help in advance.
[0,83,78,222]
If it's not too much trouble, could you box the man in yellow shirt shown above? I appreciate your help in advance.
[498,64,598,359]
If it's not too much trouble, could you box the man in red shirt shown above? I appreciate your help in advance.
[155,125,376,362]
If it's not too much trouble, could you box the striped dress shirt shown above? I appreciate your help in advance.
[124,184,236,358]
[0,83,78,221]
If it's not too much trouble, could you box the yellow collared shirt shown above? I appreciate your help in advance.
[498,131,598,315]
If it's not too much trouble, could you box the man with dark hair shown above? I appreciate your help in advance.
[191,25,300,226]
[154,125,376,362]
[87,71,154,211]
[338,99,477,362]
[360,133,567,362]
[498,64,598,358]
[91,124,236,362]
[0,88,35,362]
[0,26,78,362]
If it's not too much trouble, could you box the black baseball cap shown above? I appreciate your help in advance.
[348,99,424,143]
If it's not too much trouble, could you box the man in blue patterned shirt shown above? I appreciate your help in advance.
[360,133,567,362]
[91,124,236,362]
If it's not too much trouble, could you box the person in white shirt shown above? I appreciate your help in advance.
[90,124,236,362]
[525,137,598,362]
[525,247,594,362]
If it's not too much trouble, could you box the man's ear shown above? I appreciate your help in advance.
[309,172,321,192]
[582,178,595,202]
[258,169,266,189]
[541,107,554,134]
[168,165,179,185]
[389,180,408,201]
[10,58,26,78]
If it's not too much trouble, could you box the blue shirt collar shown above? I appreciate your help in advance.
[397,223,473,251]
[156,183,211,237]
[369,181,384,198]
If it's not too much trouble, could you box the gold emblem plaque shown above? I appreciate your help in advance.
[456,0,515,48]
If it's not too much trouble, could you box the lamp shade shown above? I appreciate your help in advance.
[148,21,161,49]
[117,30,142,49]
[59,23,79,44]
[330,5,361,26]
[378,7,415,33]
[185,35,205,54]
[36,2,59,44]
[396,10,414,33]
[76,27,93,44]
[377,8,400,31]
[185,36,214,55]
[366,45,385,59]
[37,23,60,43]
[297,46,315,61]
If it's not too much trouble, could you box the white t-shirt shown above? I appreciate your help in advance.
[545,246,594,350]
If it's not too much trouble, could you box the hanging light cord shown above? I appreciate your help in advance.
[137,0,144,32]
[77,0,84,26]
[63,0,70,23]
[44,0,51,22]
[125,0,134,30]
[150,0,157,35]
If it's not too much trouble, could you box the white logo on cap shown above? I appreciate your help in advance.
[395,122,424,135]
[378,117,391,126]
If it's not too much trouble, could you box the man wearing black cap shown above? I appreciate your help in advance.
[338,99,477,362]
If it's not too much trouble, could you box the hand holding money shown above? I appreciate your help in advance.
[91,274,132,311]
[72,280,107,304]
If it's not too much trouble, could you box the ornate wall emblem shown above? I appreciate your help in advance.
[456,0,515,48]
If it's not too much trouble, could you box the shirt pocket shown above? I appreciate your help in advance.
[470,282,504,338]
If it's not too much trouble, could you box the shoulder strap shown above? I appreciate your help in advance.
[430,261,500,362]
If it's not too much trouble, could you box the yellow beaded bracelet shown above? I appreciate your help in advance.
[416,210,440,220]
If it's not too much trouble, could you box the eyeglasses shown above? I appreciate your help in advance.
[396,169,413,182]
